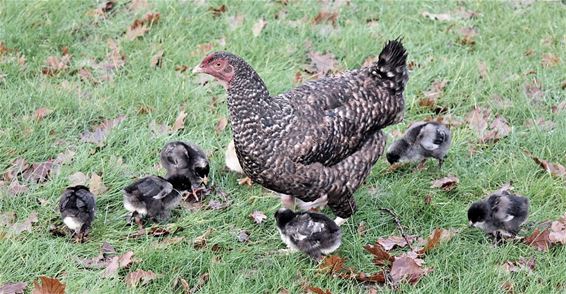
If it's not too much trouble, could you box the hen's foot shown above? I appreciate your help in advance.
[238,177,253,186]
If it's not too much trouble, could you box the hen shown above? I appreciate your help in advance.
[194,40,408,224]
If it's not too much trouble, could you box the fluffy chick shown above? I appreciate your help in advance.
[275,208,342,261]
[386,121,451,168]
[59,185,96,240]
[160,141,209,194]
[468,190,529,240]
[122,176,181,224]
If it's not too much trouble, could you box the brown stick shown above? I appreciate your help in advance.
[379,208,413,251]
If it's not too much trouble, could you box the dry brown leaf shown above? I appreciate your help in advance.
[189,273,209,293]
[457,27,478,46]
[90,173,108,196]
[237,230,250,242]
[81,115,127,146]
[8,180,29,196]
[124,270,157,287]
[33,108,53,121]
[312,10,339,26]
[22,160,54,183]
[126,12,160,41]
[175,65,189,73]
[3,158,29,181]
[524,228,552,251]
[525,151,566,181]
[524,118,556,131]
[357,221,367,237]
[102,251,134,277]
[0,211,16,227]
[68,172,88,186]
[419,80,448,108]
[318,255,345,274]
[478,61,488,79]
[0,282,27,294]
[193,228,213,249]
[209,4,227,17]
[390,254,431,285]
[227,14,245,30]
[480,115,511,143]
[503,257,536,273]
[524,79,544,104]
[363,243,394,266]
[549,213,566,244]
[377,235,417,251]
[150,50,164,68]
[307,286,332,294]
[541,53,560,67]
[172,110,187,132]
[215,117,228,134]
[465,107,491,136]
[42,52,71,76]
[252,18,268,37]
[431,175,459,191]
[32,276,65,294]
[250,210,267,224]
[306,51,338,78]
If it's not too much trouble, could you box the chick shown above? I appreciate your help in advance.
[275,208,342,261]
[122,176,181,224]
[160,141,209,197]
[468,190,529,240]
[386,121,451,169]
[225,140,252,186]
[59,185,96,241]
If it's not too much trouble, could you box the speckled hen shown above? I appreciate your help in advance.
[194,40,408,225]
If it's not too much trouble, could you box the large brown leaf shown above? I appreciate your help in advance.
[22,160,54,183]
[31,276,65,294]
[249,210,267,224]
[480,115,511,143]
[102,251,134,277]
[503,257,536,273]
[525,151,566,181]
[418,80,448,108]
[81,115,127,146]
[523,228,552,252]
[11,212,38,235]
[390,254,431,285]
[0,282,27,294]
[549,213,566,244]
[431,175,459,191]
[465,107,491,136]
[305,51,339,78]
[126,12,160,41]
[363,243,394,266]
[124,270,157,287]
[377,235,417,251]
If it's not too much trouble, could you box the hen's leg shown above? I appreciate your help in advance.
[334,217,347,226]
[297,194,328,211]
[280,194,295,209]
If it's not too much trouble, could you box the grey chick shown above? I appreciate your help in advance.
[59,185,96,241]
[275,208,342,261]
[122,176,181,224]
[468,190,529,241]
[386,121,451,169]
[160,141,209,197]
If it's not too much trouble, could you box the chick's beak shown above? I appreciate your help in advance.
[202,175,208,186]
[192,64,204,74]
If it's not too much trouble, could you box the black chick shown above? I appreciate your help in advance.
[468,190,529,240]
[122,176,181,224]
[275,208,342,261]
[386,121,451,169]
[59,185,96,241]
[160,141,210,197]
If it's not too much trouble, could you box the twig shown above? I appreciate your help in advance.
[379,208,413,251]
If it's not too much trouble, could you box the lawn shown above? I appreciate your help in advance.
[1,0,565,293]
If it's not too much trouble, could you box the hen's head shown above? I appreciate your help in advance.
[193,51,245,87]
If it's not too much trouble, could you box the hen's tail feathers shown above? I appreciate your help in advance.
[371,39,409,94]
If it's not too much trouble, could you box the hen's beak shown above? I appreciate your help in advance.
[192,65,204,74]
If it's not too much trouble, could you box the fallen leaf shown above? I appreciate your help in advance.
[541,53,560,67]
[227,14,245,30]
[549,213,566,244]
[465,107,491,136]
[377,235,417,251]
[89,173,108,196]
[11,212,38,235]
[31,276,65,294]
[307,287,332,294]
[175,65,189,73]
[128,0,149,12]
[0,282,27,294]
[421,11,453,21]
[312,10,339,26]
[431,175,459,191]
[215,117,228,134]
[424,194,432,205]
[523,228,552,251]
[252,18,268,37]
[150,50,164,68]
[98,39,126,80]
[363,243,394,266]
[0,211,16,227]
[524,118,556,131]
[126,12,160,41]
[172,110,187,132]
[124,270,157,287]
[318,255,345,274]
[419,80,448,108]
[68,172,89,186]
[524,79,544,104]
[42,52,71,76]
[33,108,53,121]
[250,210,267,224]
[478,62,488,79]
[503,257,536,273]
[3,158,29,181]
[237,230,250,243]
[305,51,339,78]
[8,180,29,196]
[209,4,227,17]
[193,228,213,249]
[552,101,566,113]
[480,115,511,143]
[491,95,513,109]
[390,254,431,285]
[357,221,367,237]
[81,115,127,146]
[102,251,134,277]
[525,151,566,181]
[502,281,515,294]
[457,27,478,46]
[22,160,54,183]
[173,277,190,294]
[189,273,209,293]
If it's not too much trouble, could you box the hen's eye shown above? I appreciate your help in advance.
[214,62,221,68]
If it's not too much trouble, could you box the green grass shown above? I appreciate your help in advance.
[1,0,565,293]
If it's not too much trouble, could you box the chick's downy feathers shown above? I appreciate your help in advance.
[386,121,451,168]
[122,175,181,223]
[275,208,342,261]
[195,39,408,219]
[468,190,529,239]
[59,185,96,237]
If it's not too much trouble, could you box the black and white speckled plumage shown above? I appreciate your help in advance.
[468,190,529,239]
[59,185,96,236]
[122,175,181,223]
[160,141,210,191]
[275,208,342,261]
[386,121,451,168]
[196,40,408,218]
